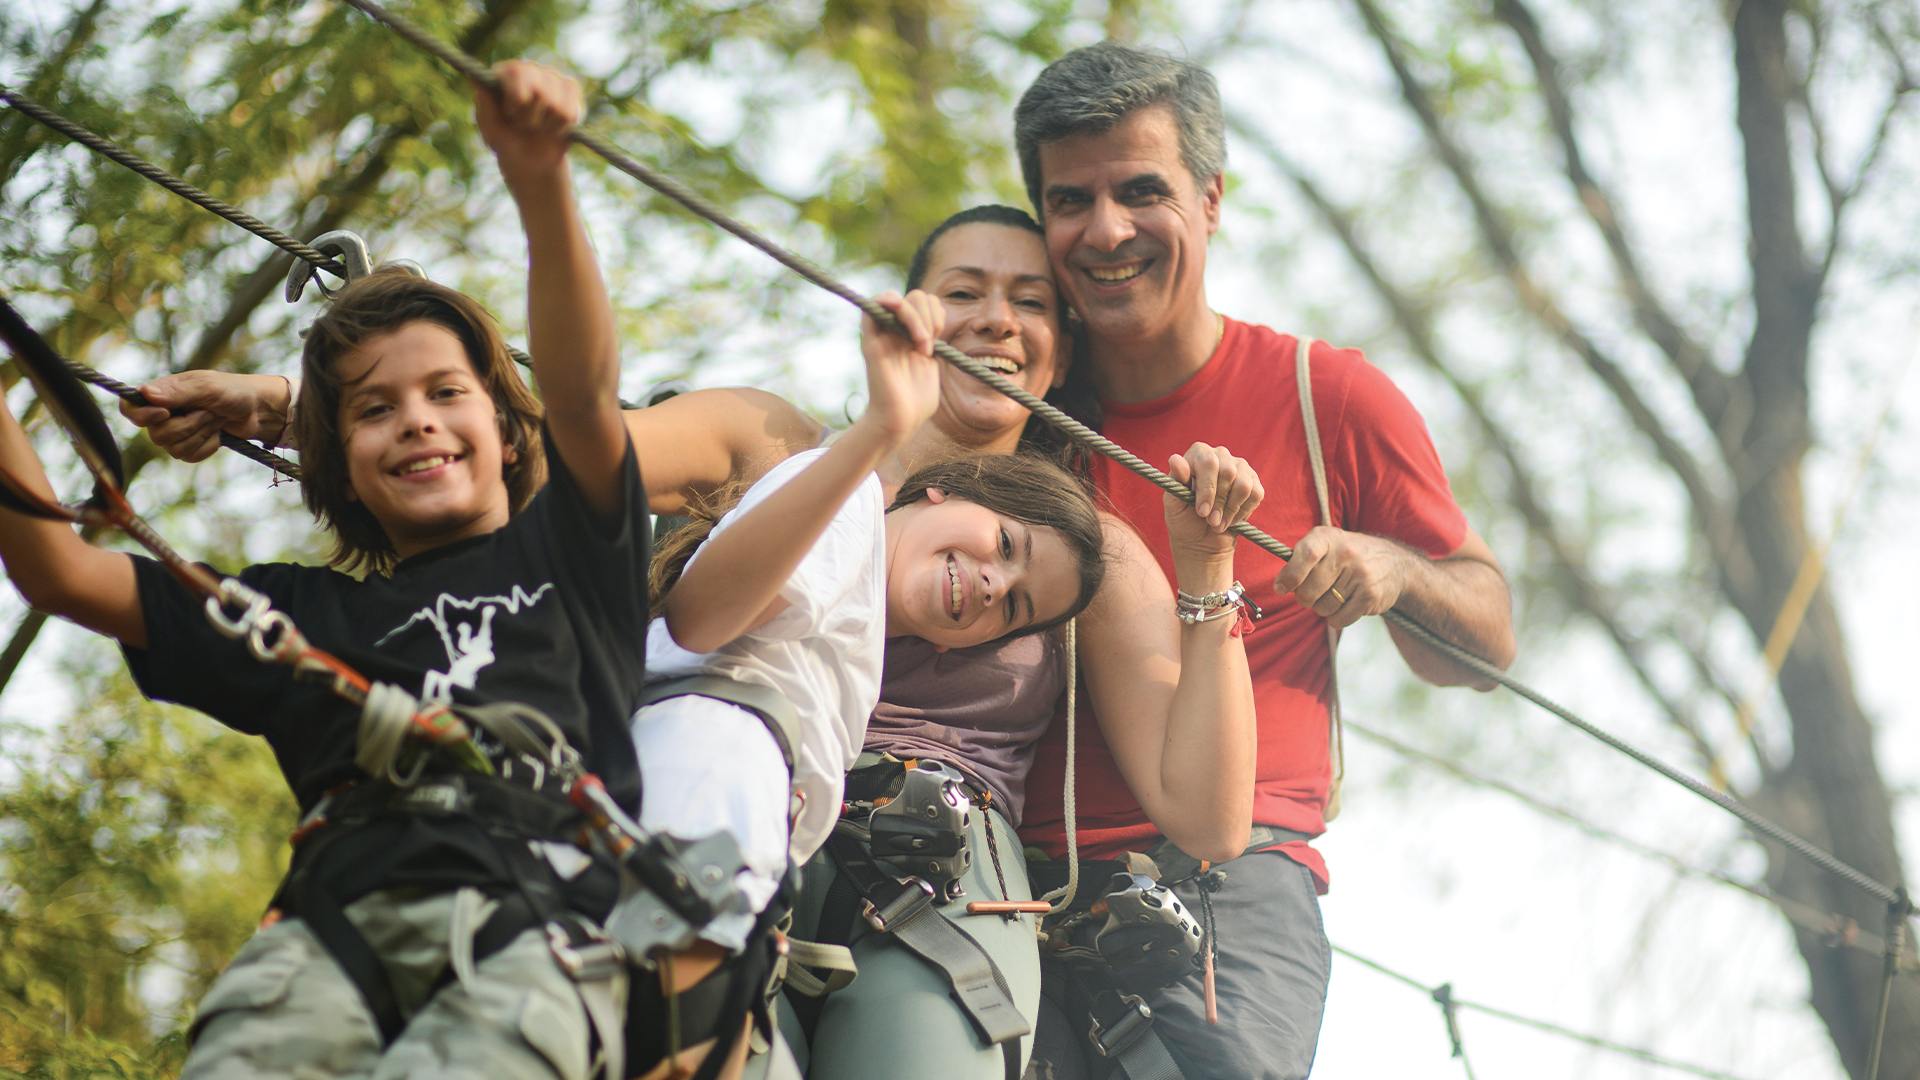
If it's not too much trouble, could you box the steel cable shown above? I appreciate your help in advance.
[55,357,302,480]
[338,0,1910,922]
[1,84,350,279]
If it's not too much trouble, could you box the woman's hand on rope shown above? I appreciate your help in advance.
[1164,442,1263,564]
[474,60,581,196]
[120,371,294,461]
[857,289,945,447]
[1274,525,1417,629]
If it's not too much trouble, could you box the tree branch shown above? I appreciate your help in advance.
[1730,0,1817,476]
[1241,115,1748,774]
[1350,0,1749,591]
[1489,0,1736,434]
[1804,10,1916,292]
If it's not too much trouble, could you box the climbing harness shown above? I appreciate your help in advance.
[791,755,1030,1077]
[1028,827,1308,1079]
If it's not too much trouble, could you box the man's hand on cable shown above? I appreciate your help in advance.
[1274,525,1416,629]
[118,370,293,461]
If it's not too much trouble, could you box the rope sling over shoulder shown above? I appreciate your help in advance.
[0,4,1912,1073]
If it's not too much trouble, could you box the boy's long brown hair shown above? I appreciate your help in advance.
[293,270,546,576]
[649,452,1106,637]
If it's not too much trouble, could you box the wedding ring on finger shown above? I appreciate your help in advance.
[1328,586,1347,605]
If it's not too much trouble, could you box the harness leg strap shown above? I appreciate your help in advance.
[824,833,1030,1048]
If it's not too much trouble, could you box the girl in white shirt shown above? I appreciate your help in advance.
[631,291,1105,951]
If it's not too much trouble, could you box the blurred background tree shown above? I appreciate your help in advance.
[0,0,1914,1076]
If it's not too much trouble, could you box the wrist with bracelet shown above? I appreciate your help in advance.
[1175,580,1261,637]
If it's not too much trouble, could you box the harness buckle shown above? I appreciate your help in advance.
[604,829,751,960]
[861,876,936,934]
[1088,993,1154,1057]
[546,921,626,982]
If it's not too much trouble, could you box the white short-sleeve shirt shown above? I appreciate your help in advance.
[639,448,886,865]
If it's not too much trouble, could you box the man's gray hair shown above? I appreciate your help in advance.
[1014,41,1226,215]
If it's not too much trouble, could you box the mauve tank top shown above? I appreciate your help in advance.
[867,629,1067,827]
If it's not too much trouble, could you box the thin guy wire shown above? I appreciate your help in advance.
[58,359,301,480]
[340,0,1908,914]
[1867,889,1910,1080]
[1346,718,1910,958]
[3,82,546,451]
[0,84,349,280]
[1334,945,1759,1080]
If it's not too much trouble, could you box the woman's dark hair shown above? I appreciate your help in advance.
[890,452,1106,636]
[906,204,1045,292]
[293,269,545,576]
[905,204,1105,481]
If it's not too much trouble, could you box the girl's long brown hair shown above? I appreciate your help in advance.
[648,451,1106,636]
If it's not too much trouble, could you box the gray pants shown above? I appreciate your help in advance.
[1026,852,1330,1080]
[782,806,1041,1079]
[182,887,602,1080]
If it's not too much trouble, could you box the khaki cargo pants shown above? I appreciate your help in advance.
[183,887,606,1080]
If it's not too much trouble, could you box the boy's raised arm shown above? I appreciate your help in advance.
[0,394,142,646]
[475,61,629,516]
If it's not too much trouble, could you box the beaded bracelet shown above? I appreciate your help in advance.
[1175,581,1257,637]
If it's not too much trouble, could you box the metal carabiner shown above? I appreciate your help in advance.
[284,229,375,302]
[204,578,270,640]
[246,608,300,664]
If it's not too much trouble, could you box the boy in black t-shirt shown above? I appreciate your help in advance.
[0,64,645,1077]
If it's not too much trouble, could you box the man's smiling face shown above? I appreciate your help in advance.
[1036,104,1222,346]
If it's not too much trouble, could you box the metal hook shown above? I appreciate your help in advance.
[284,230,375,302]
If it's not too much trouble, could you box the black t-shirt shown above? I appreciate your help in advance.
[124,431,650,815]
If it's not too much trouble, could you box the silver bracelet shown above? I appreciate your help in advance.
[1175,580,1248,625]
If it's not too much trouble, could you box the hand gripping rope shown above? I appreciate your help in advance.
[0,296,744,958]
[327,2,1914,1064]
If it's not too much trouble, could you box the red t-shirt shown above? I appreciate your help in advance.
[1019,320,1468,892]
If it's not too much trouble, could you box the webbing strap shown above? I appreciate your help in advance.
[639,675,799,774]
[780,936,857,998]
[1083,986,1186,1080]
[822,831,1030,1049]
[1295,337,1345,822]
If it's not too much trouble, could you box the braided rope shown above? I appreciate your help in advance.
[0,84,348,279]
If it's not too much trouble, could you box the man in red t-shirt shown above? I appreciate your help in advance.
[1015,43,1517,1079]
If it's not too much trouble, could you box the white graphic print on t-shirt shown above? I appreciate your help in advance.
[376,583,557,702]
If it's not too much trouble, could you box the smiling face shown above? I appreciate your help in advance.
[1036,104,1222,347]
[919,222,1067,446]
[883,489,1081,650]
[334,320,514,560]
